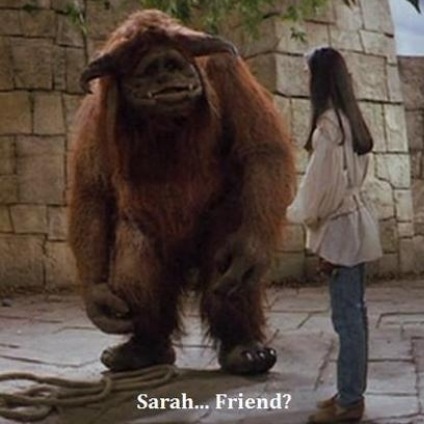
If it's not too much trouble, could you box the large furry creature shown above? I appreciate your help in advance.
[69,9,295,375]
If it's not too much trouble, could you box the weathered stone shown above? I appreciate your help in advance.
[0,9,21,35]
[294,146,309,174]
[65,47,86,93]
[410,153,422,179]
[281,224,305,253]
[47,206,68,240]
[404,110,424,151]
[399,238,416,274]
[0,175,18,204]
[276,53,309,97]
[333,0,363,31]
[0,235,44,287]
[16,136,66,205]
[359,102,386,153]
[33,92,65,135]
[20,9,56,37]
[0,136,15,175]
[398,222,414,238]
[387,64,404,103]
[0,38,13,90]
[365,177,395,220]
[63,94,83,148]
[329,28,362,52]
[413,235,424,273]
[0,206,12,232]
[360,31,397,64]
[245,53,276,93]
[290,98,311,147]
[11,38,53,89]
[86,0,121,40]
[398,57,424,110]
[394,189,414,222]
[0,92,31,134]
[359,0,394,35]
[53,46,67,91]
[10,205,48,234]
[45,241,77,288]
[379,218,398,253]
[0,0,25,7]
[270,252,306,282]
[412,179,424,227]
[376,252,399,276]
[375,154,411,189]
[384,104,409,152]
[344,52,388,101]
[57,14,84,47]
[51,0,70,12]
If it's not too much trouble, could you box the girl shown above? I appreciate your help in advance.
[287,47,382,423]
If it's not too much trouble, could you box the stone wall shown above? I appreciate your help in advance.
[0,0,417,289]
[398,56,424,273]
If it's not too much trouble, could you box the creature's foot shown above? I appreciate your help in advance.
[218,342,277,375]
[101,338,176,372]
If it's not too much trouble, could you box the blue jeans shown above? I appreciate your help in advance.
[329,263,368,407]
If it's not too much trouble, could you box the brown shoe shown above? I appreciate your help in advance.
[308,399,364,423]
[316,394,338,409]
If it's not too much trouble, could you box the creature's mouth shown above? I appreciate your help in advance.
[142,84,202,104]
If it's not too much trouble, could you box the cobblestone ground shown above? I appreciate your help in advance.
[0,279,423,424]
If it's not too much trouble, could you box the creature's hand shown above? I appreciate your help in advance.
[84,283,134,334]
[213,233,269,297]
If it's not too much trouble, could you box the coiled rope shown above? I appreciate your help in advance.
[0,365,177,422]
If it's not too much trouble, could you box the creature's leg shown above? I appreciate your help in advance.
[102,219,182,371]
[198,206,277,375]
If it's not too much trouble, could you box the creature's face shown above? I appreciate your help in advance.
[120,46,203,116]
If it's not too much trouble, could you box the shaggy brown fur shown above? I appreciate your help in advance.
[69,9,295,369]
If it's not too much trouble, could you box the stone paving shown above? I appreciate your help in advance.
[0,279,423,424]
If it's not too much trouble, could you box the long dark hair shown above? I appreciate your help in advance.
[304,47,373,155]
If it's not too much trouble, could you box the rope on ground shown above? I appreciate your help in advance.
[0,364,178,422]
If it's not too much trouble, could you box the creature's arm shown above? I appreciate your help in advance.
[206,55,296,291]
[68,98,133,334]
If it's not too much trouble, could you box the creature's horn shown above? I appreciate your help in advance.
[167,26,239,57]
[80,54,117,94]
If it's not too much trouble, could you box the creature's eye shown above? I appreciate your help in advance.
[143,61,159,77]
[164,59,182,72]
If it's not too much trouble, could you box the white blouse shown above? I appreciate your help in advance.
[286,109,383,266]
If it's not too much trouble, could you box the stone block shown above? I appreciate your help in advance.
[375,153,411,189]
[399,238,416,274]
[412,179,424,226]
[0,206,12,232]
[33,92,65,135]
[0,235,44,287]
[379,218,398,253]
[11,38,53,89]
[384,104,409,152]
[56,14,84,47]
[0,92,31,134]
[275,54,309,97]
[359,0,394,35]
[344,52,388,102]
[51,0,70,11]
[16,136,66,204]
[294,146,309,174]
[387,64,404,103]
[398,57,424,110]
[397,222,414,238]
[0,0,25,7]
[65,47,86,94]
[290,97,311,147]
[270,252,306,282]
[410,153,421,179]
[47,206,68,240]
[53,46,67,91]
[365,177,395,220]
[20,9,56,37]
[376,252,399,277]
[0,38,13,90]
[413,235,424,273]
[281,224,305,253]
[245,54,276,93]
[329,28,362,52]
[333,0,363,31]
[404,110,424,151]
[10,205,48,234]
[0,136,15,175]
[63,94,83,147]
[0,176,18,203]
[359,102,386,153]
[45,241,77,288]
[0,9,21,35]
[394,189,414,222]
[360,31,397,64]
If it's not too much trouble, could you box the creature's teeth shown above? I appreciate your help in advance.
[147,92,153,98]
[189,84,194,91]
